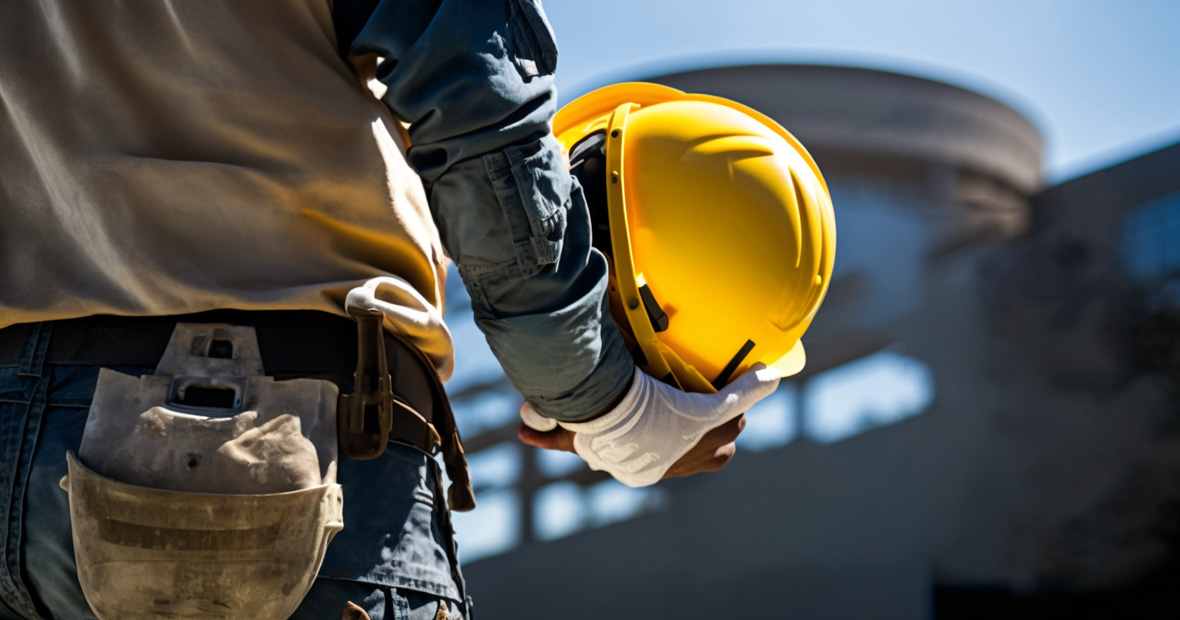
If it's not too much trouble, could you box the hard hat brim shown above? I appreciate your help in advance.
[767,340,807,378]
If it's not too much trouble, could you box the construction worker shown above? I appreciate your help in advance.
[0,2,809,620]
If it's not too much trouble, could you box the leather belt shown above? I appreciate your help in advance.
[0,310,475,511]
[4,310,362,372]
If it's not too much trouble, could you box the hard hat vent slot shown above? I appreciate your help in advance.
[207,339,233,359]
[172,383,241,410]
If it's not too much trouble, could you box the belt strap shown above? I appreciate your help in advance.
[0,311,475,511]
[386,326,476,513]
[0,311,357,372]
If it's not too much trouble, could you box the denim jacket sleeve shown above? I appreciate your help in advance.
[334,0,633,421]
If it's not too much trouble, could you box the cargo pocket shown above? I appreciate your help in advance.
[508,0,558,78]
[483,139,569,280]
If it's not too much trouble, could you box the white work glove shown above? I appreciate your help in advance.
[520,363,781,487]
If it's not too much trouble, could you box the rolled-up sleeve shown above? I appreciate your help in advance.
[335,0,633,421]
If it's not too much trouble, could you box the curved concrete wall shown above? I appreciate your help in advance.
[636,65,1043,196]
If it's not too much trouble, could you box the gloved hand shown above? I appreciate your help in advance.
[519,363,781,487]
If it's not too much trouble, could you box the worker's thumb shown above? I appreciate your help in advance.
[705,362,782,424]
[342,601,371,620]
[519,401,559,432]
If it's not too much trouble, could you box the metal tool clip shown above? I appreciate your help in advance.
[338,310,393,460]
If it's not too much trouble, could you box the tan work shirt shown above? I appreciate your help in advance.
[0,1,453,375]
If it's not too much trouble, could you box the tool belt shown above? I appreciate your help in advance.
[0,309,475,511]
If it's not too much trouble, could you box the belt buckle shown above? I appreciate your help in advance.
[338,310,394,460]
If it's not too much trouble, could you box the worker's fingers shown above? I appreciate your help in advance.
[517,422,576,453]
[662,414,746,479]
[709,362,781,425]
[710,412,747,445]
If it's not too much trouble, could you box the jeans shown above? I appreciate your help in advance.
[0,321,471,619]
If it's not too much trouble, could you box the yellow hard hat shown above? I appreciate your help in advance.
[555,83,836,393]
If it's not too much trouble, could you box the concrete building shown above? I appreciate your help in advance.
[440,64,1180,619]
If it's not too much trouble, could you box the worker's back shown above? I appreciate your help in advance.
[0,0,446,332]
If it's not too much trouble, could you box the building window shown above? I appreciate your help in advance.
[532,480,666,542]
[466,442,521,490]
[533,482,586,541]
[450,443,524,562]
[536,446,585,478]
[735,384,798,452]
[802,351,935,443]
[1123,190,1180,281]
[451,489,521,563]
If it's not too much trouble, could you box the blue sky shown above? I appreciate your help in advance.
[543,0,1180,182]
